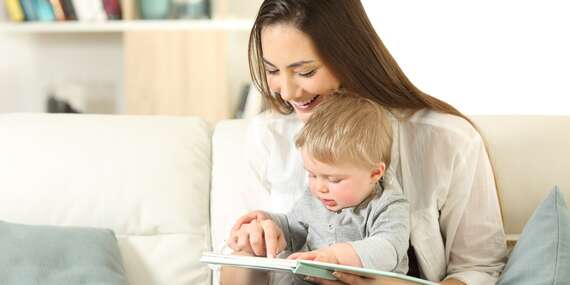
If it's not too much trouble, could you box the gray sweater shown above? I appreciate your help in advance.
[270,186,410,274]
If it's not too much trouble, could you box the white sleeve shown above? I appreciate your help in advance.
[244,116,273,203]
[440,134,508,285]
[211,116,272,285]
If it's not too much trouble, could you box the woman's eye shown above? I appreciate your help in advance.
[329,179,342,184]
[299,69,316,77]
[266,69,279,75]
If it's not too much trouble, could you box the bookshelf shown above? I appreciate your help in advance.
[0,0,261,123]
[0,19,253,33]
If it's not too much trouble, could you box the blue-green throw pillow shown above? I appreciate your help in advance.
[0,221,128,285]
[497,186,569,285]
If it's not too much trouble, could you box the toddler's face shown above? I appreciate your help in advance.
[301,149,382,212]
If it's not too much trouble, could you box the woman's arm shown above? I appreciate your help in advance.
[440,279,466,285]
[439,134,507,283]
[220,251,270,285]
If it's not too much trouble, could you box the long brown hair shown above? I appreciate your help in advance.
[248,0,503,212]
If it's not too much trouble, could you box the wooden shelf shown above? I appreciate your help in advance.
[0,20,253,33]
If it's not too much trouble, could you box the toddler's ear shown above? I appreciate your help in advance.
[370,163,385,182]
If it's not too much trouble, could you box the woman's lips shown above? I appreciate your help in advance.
[290,95,320,112]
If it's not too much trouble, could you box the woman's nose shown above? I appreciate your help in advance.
[276,75,297,101]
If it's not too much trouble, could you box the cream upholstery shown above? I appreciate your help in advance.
[0,113,212,285]
[473,116,570,234]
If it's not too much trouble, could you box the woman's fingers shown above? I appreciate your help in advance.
[304,276,347,285]
[332,272,366,284]
[230,211,268,233]
[235,223,254,254]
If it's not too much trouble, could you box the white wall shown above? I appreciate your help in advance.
[0,32,123,113]
[362,0,570,115]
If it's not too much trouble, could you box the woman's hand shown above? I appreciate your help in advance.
[227,210,286,258]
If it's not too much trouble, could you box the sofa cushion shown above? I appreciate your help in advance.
[0,221,128,285]
[497,186,570,285]
[0,114,212,285]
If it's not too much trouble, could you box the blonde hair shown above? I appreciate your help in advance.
[295,91,392,170]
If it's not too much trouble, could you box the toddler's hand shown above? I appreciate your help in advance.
[287,247,340,265]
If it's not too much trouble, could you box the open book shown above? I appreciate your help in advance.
[201,252,438,285]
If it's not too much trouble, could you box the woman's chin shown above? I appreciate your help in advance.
[296,110,312,123]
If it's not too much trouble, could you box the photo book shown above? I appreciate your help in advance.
[200,252,438,285]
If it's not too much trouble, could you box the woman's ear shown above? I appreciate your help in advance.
[370,163,386,183]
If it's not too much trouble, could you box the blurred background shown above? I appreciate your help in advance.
[0,0,568,124]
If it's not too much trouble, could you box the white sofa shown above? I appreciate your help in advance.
[0,113,569,285]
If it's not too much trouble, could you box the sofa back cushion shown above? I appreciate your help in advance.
[473,116,570,234]
[0,114,212,285]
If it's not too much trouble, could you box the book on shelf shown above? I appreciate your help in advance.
[200,252,438,285]
[2,0,124,23]
[71,0,106,21]
[102,0,121,20]
[19,0,37,21]
[49,0,65,21]
[4,0,26,22]
[35,0,55,21]
[59,0,77,20]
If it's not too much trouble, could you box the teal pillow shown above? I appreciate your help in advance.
[0,221,129,285]
[497,186,569,285]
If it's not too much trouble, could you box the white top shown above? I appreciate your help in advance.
[244,109,508,285]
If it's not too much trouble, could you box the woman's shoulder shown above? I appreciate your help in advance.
[404,109,482,143]
[249,111,303,137]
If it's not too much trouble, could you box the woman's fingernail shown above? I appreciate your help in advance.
[332,272,340,278]
[304,276,314,282]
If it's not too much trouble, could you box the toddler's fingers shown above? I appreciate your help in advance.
[287,252,302,260]
[292,251,319,261]
[261,220,286,258]
[247,220,266,256]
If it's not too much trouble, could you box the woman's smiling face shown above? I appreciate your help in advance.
[261,23,341,122]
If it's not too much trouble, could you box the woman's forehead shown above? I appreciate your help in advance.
[261,23,320,66]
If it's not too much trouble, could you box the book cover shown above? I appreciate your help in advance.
[102,0,121,20]
[49,0,65,21]
[34,0,55,21]
[200,252,438,285]
[4,0,25,21]
[19,0,37,21]
[71,0,106,21]
[59,0,76,20]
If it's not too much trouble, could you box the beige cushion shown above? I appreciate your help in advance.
[0,113,212,285]
[473,116,570,234]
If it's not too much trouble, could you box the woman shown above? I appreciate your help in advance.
[222,0,507,284]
